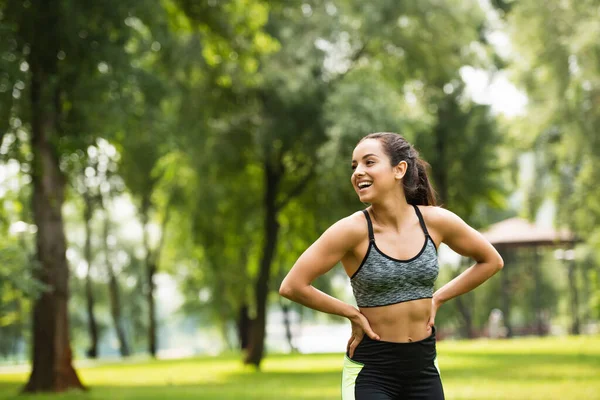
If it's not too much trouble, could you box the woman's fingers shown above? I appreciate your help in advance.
[346,336,354,354]
[426,319,433,331]
[348,337,359,358]
[359,317,380,341]
[347,312,380,358]
[427,306,437,330]
[364,326,380,341]
[428,302,438,330]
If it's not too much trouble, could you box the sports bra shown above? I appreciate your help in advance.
[350,205,439,308]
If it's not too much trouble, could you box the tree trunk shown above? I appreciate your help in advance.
[83,192,98,358]
[279,298,297,353]
[567,257,580,335]
[581,262,590,325]
[244,162,281,367]
[236,249,253,350]
[102,208,130,357]
[237,304,252,351]
[24,3,84,388]
[140,197,170,358]
[143,210,156,357]
[141,200,158,357]
[146,263,158,357]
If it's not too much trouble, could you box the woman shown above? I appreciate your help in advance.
[279,132,503,400]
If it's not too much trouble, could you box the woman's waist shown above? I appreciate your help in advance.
[360,298,432,342]
[349,326,437,371]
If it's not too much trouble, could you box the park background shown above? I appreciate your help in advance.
[0,0,599,398]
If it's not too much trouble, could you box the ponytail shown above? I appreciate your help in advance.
[404,157,437,206]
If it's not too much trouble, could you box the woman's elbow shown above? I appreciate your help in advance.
[495,254,504,271]
[279,282,295,299]
[279,279,309,301]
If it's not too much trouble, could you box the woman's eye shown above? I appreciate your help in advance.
[366,160,374,165]
[351,165,357,170]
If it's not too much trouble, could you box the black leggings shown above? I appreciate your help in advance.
[342,327,444,400]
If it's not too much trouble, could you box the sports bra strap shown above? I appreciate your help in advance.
[362,210,375,242]
[412,204,430,237]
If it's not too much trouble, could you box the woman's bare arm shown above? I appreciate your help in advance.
[427,206,504,307]
[279,214,363,318]
[279,213,380,345]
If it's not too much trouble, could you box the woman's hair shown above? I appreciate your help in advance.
[358,132,437,206]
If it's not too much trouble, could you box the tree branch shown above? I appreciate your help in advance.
[276,166,315,211]
[153,196,173,266]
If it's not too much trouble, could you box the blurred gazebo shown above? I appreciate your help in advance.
[481,217,580,337]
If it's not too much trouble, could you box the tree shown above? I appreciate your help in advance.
[117,129,168,358]
[72,140,130,357]
[99,197,131,357]
[81,170,100,358]
[241,0,507,363]
[1,0,169,390]
[20,0,85,390]
[506,0,600,326]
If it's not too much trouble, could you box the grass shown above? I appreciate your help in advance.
[0,335,598,399]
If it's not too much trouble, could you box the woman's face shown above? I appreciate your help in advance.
[351,139,403,203]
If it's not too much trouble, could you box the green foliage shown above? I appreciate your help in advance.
[310,0,508,228]
[506,0,600,321]
[0,159,39,360]
[167,150,261,327]
[415,83,509,227]
[508,0,600,232]
[63,195,150,356]
[0,235,38,359]
[5,0,595,367]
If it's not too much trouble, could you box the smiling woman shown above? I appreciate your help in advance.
[279,132,504,400]
[350,133,437,208]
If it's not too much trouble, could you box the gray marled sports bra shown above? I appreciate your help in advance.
[350,205,439,308]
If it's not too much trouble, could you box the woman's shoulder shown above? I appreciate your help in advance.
[324,210,369,242]
[417,205,466,236]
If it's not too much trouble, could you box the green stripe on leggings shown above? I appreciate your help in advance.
[341,355,364,400]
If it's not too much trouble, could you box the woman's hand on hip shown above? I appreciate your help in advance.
[427,296,442,332]
[347,312,379,359]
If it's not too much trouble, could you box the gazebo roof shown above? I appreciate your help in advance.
[481,217,577,248]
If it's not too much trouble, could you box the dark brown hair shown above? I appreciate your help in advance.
[359,132,437,206]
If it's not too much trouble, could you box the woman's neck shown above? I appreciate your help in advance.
[368,195,413,231]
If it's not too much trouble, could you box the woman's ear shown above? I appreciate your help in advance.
[394,161,408,180]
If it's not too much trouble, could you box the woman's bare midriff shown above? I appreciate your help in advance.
[360,298,432,343]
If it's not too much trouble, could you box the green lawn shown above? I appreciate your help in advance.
[0,335,598,399]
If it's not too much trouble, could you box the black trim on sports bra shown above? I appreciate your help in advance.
[350,240,372,279]
[362,206,430,240]
[412,204,430,237]
[354,206,433,272]
[362,209,375,242]
[372,237,430,264]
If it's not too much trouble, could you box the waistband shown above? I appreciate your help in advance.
[348,326,437,372]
